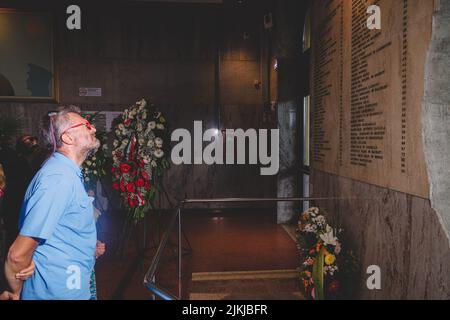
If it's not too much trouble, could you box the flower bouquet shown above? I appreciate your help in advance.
[111,99,170,220]
[297,207,357,300]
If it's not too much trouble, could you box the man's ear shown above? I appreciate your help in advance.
[60,132,75,145]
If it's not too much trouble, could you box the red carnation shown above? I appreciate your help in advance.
[112,182,119,190]
[142,171,149,180]
[120,163,131,173]
[120,178,125,192]
[112,167,121,177]
[126,183,135,193]
[135,178,145,187]
[124,119,132,126]
[133,198,139,206]
[129,198,135,207]
[139,160,144,168]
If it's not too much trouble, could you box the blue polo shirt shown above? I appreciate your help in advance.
[18,152,96,300]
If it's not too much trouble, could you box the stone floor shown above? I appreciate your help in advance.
[95,208,300,300]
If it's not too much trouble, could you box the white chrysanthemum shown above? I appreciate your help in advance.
[148,121,156,130]
[156,123,164,130]
[137,123,143,132]
[113,140,119,147]
[154,149,164,158]
[142,112,147,119]
[311,207,319,214]
[118,124,125,131]
[303,224,317,233]
[115,129,121,136]
[121,139,129,146]
[147,140,155,147]
[151,160,157,167]
[155,137,163,148]
[136,99,146,107]
[86,161,92,166]
[313,215,326,227]
[138,138,145,146]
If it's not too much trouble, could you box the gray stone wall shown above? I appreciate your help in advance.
[311,170,450,299]
[422,0,450,245]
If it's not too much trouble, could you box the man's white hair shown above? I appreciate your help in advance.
[42,105,81,150]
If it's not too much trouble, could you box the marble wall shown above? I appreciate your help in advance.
[311,170,450,299]
[309,0,450,299]
[0,1,277,209]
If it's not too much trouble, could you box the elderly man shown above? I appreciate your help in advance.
[3,106,101,300]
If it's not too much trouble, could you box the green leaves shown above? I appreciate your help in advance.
[312,246,325,300]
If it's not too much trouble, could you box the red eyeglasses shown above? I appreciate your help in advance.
[60,121,95,139]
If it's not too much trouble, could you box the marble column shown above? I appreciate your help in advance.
[422,0,450,245]
[277,100,298,224]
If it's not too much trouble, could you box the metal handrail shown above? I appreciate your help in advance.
[182,197,351,203]
[143,196,349,300]
[143,206,181,300]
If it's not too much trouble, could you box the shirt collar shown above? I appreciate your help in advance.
[53,152,83,179]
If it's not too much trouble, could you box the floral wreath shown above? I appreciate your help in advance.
[111,99,170,220]
[297,207,358,300]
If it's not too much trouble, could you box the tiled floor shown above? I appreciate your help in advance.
[95,209,300,300]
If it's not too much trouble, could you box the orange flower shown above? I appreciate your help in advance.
[302,212,310,221]
[316,242,321,252]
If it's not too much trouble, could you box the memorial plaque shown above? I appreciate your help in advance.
[310,0,432,198]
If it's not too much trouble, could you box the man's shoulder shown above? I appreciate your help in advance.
[30,162,74,191]
[38,156,75,177]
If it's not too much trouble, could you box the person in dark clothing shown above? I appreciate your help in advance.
[0,161,34,300]
[16,135,51,177]
[0,145,33,249]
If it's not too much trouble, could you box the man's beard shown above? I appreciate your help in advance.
[84,138,101,159]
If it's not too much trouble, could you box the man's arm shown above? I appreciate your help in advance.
[4,235,38,297]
